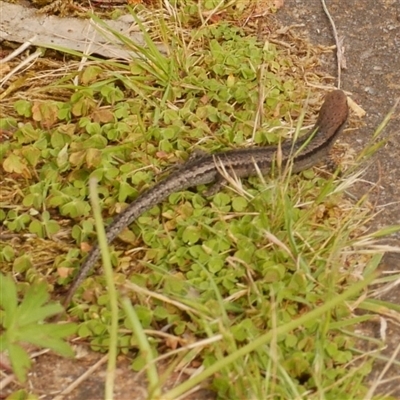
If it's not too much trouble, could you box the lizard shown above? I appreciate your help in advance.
[62,89,349,307]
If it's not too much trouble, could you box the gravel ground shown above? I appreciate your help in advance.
[278,0,400,397]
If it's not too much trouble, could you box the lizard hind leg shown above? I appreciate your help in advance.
[203,174,225,196]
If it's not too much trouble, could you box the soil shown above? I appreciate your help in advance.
[2,1,400,399]
[278,0,400,398]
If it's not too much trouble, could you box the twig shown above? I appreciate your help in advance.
[0,35,37,64]
[72,17,98,86]
[0,49,42,89]
[365,341,400,399]
[253,62,267,139]
[320,0,345,88]
[52,354,108,399]
[0,349,49,391]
